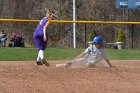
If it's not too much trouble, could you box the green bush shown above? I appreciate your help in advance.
[117,30,126,42]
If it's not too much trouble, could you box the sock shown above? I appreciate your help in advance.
[39,50,44,60]
[37,52,41,62]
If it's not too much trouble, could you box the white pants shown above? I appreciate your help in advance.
[75,54,101,67]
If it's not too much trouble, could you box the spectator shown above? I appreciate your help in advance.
[9,32,24,47]
[0,29,7,47]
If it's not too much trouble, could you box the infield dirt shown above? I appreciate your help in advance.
[0,60,140,93]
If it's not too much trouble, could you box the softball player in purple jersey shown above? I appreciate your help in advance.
[33,9,54,66]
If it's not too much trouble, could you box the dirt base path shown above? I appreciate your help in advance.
[0,60,140,93]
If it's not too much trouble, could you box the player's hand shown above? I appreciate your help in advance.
[43,36,47,41]
[109,65,115,67]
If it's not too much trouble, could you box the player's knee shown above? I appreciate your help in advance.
[86,62,95,67]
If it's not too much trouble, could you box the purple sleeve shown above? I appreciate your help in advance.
[40,18,48,27]
[36,17,48,31]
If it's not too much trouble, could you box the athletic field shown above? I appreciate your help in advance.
[0,48,140,93]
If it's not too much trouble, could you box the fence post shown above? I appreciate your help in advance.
[131,24,134,49]
[84,24,87,48]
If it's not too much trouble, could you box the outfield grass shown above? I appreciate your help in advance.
[105,49,140,60]
[0,47,140,61]
[0,47,83,61]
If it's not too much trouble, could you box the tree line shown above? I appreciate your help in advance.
[0,0,140,48]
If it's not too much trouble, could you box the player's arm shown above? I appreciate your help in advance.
[101,51,113,67]
[76,47,90,59]
[105,59,113,67]
[43,19,51,41]
[76,52,85,59]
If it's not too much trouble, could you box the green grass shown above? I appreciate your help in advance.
[0,47,83,61]
[105,49,140,60]
[0,47,140,61]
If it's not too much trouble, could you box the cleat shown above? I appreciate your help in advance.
[56,64,67,68]
[41,59,50,66]
[36,61,43,65]
[56,61,73,68]
[56,64,70,68]
[45,61,50,66]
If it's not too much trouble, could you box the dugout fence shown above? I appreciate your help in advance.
[0,19,140,49]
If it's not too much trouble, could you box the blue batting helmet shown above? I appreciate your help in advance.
[93,35,103,44]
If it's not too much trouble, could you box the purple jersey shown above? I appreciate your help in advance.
[33,17,49,51]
